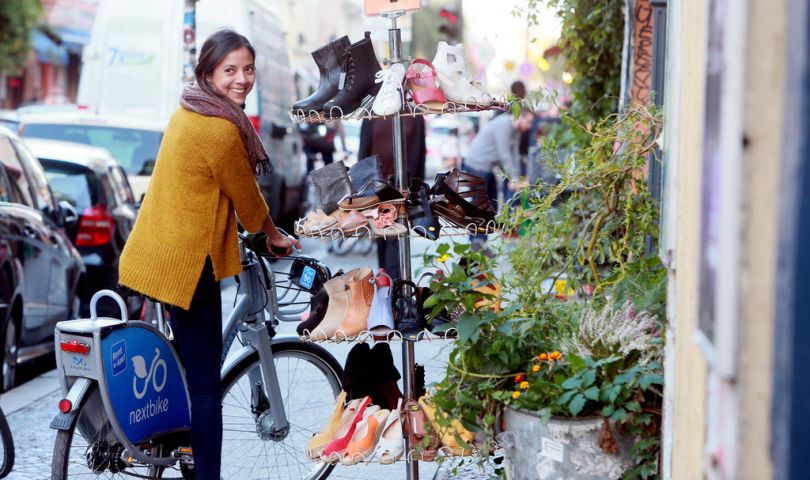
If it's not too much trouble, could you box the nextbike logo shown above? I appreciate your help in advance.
[128,347,170,425]
[132,348,167,399]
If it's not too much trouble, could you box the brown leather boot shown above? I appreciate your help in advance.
[335,269,374,339]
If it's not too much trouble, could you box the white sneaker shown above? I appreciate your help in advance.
[431,41,494,106]
[371,63,406,116]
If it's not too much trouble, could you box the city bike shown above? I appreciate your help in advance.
[0,405,14,478]
[49,233,343,479]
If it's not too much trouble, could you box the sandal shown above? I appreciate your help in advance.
[418,394,474,456]
[407,178,441,240]
[402,399,439,461]
[377,398,405,464]
[406,59,448,114]
[392,280,425,339]
[432,168,496,233]
[364,203,408,238]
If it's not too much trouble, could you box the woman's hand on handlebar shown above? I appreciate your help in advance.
[266,232,301,257]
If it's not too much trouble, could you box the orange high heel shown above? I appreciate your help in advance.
[341,409,390,465]
[321,396,371,462]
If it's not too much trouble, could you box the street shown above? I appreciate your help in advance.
[0,236,494,480]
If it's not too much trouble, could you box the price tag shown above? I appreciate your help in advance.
[540,437,564,463]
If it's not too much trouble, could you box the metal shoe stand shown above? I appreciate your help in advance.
[382,11,421,480]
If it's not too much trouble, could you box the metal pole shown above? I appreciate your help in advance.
[182,0,197,84]
[386,12,419,480]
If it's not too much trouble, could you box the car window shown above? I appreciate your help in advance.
[12,138,56,213]
[0,137,33,207]
[41,163,97,212]
[22,123,162,176]
[109,165,134,204]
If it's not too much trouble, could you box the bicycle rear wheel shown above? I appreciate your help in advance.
[0,406,14,478]
[51,385,178,479]
[221,340,342,480]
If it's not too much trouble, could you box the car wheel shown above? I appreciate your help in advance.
[1,316,18,392]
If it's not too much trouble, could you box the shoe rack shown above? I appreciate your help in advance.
[293,10,506,480]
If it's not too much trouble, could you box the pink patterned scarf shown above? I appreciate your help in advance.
[179,82,272,177]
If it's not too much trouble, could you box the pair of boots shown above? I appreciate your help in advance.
[342,343,402,411]
[300,267,373,340]
[293,33,382,116]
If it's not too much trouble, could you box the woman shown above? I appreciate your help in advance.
[118,29,299,478]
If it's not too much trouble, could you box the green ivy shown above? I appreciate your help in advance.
[0,0,43,76]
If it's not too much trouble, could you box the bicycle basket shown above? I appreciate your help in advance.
[289,258,330,293]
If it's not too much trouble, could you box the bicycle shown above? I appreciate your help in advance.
[49,232,344,479]
[0,405,14,478]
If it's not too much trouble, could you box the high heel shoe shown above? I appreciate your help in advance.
[377,398,405,464]
[418,394,474,456]
[341,408,390,465]
[306,391,347,460]
[321,396,372,462]
[334,269,374,339]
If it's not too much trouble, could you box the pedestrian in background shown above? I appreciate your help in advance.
[118,29,299,479]
[462,108,534,249]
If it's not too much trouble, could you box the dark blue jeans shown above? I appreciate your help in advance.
[461,164,497,244]
[170,258,222,480]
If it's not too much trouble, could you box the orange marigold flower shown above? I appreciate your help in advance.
[514,374,525,383]
[520,381,529,390]
[532,365,541,373]
[537,353,548,361]
[549,351,562,361]
[512,391,521,400]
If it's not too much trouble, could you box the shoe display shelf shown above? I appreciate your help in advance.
[314,445,480,468]
[299,327,458,344]
[294,218,498,240]
[289,98,510,124]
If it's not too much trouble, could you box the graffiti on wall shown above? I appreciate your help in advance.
[631,0,654,105]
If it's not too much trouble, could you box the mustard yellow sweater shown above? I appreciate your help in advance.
[119,108,269,309]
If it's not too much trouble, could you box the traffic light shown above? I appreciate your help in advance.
[438,7,461,42]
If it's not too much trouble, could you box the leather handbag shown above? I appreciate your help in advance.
[310,160,353,214]
[348,154,384,194]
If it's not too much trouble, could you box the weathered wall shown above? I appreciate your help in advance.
[663,0,709,477]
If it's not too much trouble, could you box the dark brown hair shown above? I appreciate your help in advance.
[195,29,255,97]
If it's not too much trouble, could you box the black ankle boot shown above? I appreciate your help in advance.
[292,36,351,113]
[295,287,329,336]
[323,32,382,115]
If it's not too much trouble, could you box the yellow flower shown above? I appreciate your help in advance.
[537,353,548,361]
[520,381,529,390]
[511,391,521,400]
[549,351,562,361]
[532,365,540,373]
[437,253,450,263]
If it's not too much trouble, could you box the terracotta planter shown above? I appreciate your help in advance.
[497,407,636,480]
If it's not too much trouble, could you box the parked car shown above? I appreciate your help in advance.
[18,112,164,200]
[24,138,140,317]
[0,126,84,391]
[0,111,18,132]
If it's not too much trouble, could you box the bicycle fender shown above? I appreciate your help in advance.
[221,345,255,381]
[49,377,92,430]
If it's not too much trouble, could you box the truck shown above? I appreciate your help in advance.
[75,0,305,223]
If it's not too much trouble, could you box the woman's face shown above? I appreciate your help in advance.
[206,46,255,104]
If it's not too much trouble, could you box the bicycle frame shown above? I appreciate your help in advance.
[51,236,294,468]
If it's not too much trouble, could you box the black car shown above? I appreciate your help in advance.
[0,127,84,391]
[24,138,140,318]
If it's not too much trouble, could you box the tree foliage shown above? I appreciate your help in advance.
[515,0,626,145]
[0,0,43,76]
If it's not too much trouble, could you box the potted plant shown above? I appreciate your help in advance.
[421,104,665,479]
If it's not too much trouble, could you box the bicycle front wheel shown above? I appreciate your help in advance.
[221,340,342,480]
[0,406,14,478]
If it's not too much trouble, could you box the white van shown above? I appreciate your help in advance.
[77,0,304,221]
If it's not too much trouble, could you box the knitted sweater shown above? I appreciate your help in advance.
[119,108,269,310]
